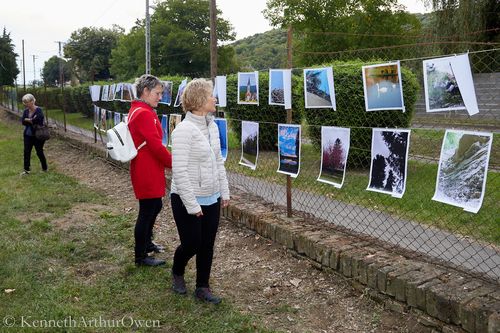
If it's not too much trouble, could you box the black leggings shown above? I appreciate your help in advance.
[23,135,47,171]
[171,193,220,288]
[135,198,163,260]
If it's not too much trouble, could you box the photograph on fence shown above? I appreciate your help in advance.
[161,114,168,146]
[240,121,259,170]
[277,124,301,177]
[367,128,411,198]
[93,105,99,129]
[130,83,137,100]
[106,110,113,130]
[113,83,123,101]
[122,83,133,101]
[214,76,227,107]
[362,61,405,112]
[303,67,336,109]
[168,114,182,148]
[159,81,173,105]
[214,118,228,161]
[108,84,116,101]
[101,85,109,101]
[269,69,292,108]
[237,71,259,105]
[432,130,492,213]
[423,55,468,113]
[317,126,351,188]
[113,112,121,126]
[89,85,101,102]
[99,108,108,131]
[174,79,188,107]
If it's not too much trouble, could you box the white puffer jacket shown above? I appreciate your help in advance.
[170,111,230,214]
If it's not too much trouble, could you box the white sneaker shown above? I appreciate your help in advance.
[20,170,30,176]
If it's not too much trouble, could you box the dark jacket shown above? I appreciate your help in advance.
[21,107,44,137]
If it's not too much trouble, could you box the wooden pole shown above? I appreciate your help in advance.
[286,25,293,218]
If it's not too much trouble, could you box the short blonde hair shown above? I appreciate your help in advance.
[181,78,213,112]
[22,93,36,104]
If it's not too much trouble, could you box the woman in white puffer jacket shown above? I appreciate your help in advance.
[170,78,230,304]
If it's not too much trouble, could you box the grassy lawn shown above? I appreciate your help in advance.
[45,108,95,131]
[0,121,273,333]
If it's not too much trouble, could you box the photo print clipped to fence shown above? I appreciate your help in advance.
[240,121,259,170]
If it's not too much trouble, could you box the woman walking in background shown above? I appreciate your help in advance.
[21,94,47,175]
[170,79,230,304]
[128,74,172,267]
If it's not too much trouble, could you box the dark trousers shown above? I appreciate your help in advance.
[24,135,47,171]
[135,198,163,260]
[171,193,220,288]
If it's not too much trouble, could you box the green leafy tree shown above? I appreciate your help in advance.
[110,0,237,79]
[0,28,20,86]
[64,25,124,82]
[232,29,287,70]
[263,0,422,66]
[41,56,71,86]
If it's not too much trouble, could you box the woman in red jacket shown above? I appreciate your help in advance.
[128,74,172,266]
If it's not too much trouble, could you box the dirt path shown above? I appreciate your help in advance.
[4,109,424,332]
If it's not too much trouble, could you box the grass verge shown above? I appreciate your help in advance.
[0,120,274,333]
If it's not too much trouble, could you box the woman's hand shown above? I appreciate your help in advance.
[222,199,230,208]
[195,211,203,217]
[24,118,32,123]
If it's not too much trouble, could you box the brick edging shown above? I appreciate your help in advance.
[222,196,500,333]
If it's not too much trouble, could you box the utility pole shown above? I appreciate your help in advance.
[145,0,151,74]
[32,55,38,87]
[56,41,66,131]
[209,0,217,81]
[22,39,26,92]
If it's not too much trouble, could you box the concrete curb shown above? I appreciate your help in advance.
[222,193,500,333]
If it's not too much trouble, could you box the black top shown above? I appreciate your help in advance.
[21,107,44,137]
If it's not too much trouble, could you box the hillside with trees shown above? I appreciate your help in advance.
[232,29,287,70]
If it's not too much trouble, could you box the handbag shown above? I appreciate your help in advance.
[34,123,50,141]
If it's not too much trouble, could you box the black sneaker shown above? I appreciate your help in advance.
[135,256,166,267]
[194,287,221,305]
[172,272,187,295]
[147,242,165,254]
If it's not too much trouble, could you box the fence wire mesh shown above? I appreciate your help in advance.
[1,33,498,282]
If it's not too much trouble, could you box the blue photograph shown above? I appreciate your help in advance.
[362,62,405,112]
[159,81,173,105]
[113,112,121,126]
[277,124,301,177]
[214,118,228,161]
[237,72,259,105]
[240,121,259,170]
[304,68,335,108]
[174,79,188,107]
[269,70,284,105]
[161,114,168,146]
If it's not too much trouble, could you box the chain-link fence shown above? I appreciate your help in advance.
[1,33,498,282]
[222,32,499,282]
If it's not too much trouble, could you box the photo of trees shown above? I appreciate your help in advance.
[277,124,301,177]
[113,83,123,101]
[423,56,466,112]
[367,128,411,198]
[240,121,259,170]
[317,126,350,188]
[432,130,492,213]
[122,83,133,101]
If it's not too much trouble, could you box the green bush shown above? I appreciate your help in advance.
[301,61,419,169]
[225,71,304,150]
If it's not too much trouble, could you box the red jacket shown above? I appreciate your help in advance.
[128,101,172,199]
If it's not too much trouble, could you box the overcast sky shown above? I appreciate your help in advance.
[2,0,429,83]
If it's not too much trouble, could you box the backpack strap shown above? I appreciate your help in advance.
[127,107,146,151]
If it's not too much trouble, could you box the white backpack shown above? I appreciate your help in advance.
[106,108,146,162]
